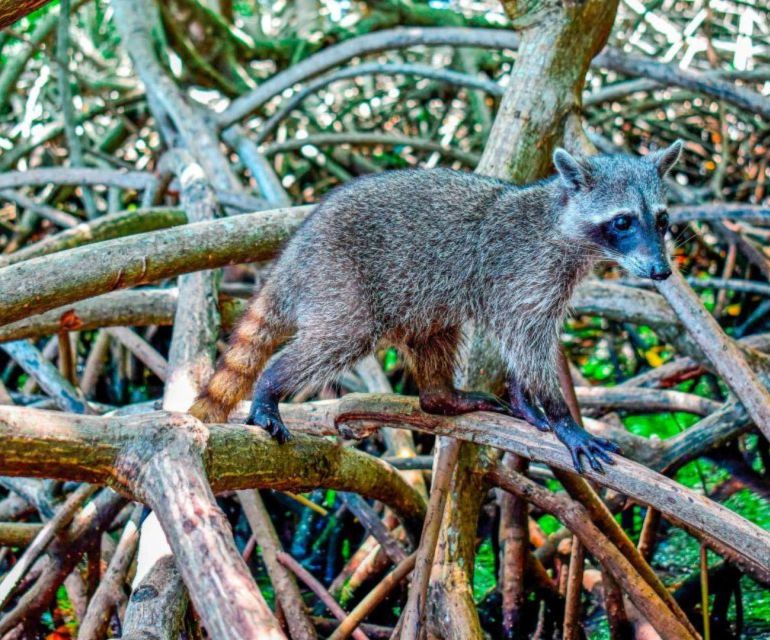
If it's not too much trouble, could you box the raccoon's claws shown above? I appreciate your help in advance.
[246,402,292,444]
[551,417,620,474]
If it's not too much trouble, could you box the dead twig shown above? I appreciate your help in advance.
[488,466,696,640]
[399,437,460,639]
[79,504,145,640]
[276,551,371,640]
[239,489,318,640]
[0,483,97,609]
[328,553,416,640]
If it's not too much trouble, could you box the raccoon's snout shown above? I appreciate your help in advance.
[649,265,672,281]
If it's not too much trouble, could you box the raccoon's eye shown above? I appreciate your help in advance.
[612,214,633,232]
[656,212,669,232]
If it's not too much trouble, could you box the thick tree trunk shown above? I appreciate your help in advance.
[426,1,620,637]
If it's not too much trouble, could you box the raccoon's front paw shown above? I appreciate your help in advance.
[551,417,620,474]
[245,402,292,444]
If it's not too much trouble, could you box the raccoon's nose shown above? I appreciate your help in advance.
[650,266,672,281]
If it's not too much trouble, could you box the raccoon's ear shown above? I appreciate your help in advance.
[649,140,683,177]
[553,148,592,192]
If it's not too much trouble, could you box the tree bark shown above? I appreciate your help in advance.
[121,555,188,640]
[0,0,53,29]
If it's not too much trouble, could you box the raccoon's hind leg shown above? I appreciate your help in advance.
[247,324,375,442]
[410,326,510,416]
[246,354,294,443]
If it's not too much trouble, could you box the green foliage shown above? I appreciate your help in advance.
[624,412,700,440]
[537,513,561,535]
[233,2,254,17]
[473,538,497,602]
[725,489,770,530]
[383,347,400,372]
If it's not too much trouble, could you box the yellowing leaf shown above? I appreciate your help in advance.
[645,348,665,367]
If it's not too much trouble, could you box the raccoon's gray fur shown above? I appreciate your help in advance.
[191,142,682,472]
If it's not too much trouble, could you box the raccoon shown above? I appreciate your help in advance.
[190,142,682,473]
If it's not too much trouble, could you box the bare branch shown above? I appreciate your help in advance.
[0,206,312,327]
[656,270,770,441]
[240,490,318,640]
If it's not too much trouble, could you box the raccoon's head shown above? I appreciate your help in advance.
[553,141,682,281]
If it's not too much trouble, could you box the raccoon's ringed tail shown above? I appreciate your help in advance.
[189,395,230,424]
[189,292,284,423]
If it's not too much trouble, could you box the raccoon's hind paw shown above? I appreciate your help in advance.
[189,397,230,424]
[246,402,292,444]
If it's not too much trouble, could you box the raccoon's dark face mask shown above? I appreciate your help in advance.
[591,207,672,281]
[553,141,682,281]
